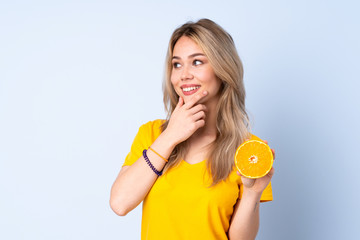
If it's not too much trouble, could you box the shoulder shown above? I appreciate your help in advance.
[136,119,165,140]
[123,119,166,167]
[139,119,165,132]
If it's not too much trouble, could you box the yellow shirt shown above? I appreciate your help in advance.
[123,119,273,240]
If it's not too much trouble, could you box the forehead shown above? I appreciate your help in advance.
[172,36,204,57]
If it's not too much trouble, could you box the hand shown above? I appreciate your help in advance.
[237,140,275,194]
[164,91,208,145]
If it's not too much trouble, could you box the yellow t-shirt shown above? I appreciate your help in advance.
[123,119,273,240]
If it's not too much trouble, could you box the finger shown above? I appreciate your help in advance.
[267,167,275,177]
[184,90,208,109]
[177,96,184,107]
[263,140,268,144]
[271,149,275,159]
[189,104,207,115]
[236,171,241,176]
[194,119,205,129]
[173,96,184,111]
[192,111,206,121]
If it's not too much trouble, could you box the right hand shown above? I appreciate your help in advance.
[164,90,208,145]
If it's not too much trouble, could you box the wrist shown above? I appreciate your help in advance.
[160,129,179,149]
[242,189,262,202]
[149,131,177,161]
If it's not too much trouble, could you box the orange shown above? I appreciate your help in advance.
[234,140,273,179]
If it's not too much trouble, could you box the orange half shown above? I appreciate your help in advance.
[234,140,273,179]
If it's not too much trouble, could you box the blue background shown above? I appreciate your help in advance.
[1,0,359,239]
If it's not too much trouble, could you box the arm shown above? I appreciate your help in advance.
[227,190,261,240]
[110,132,176,216]
[228,143,275,240]
[110,92,208,216]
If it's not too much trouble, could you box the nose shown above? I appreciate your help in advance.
[181,65,194,81]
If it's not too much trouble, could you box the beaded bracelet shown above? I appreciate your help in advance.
[148,147,168,163]
[143,149,163,176]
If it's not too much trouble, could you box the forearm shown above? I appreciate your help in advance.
[228,190,262,240]
[110,131,176,216]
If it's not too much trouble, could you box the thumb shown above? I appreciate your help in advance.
[176,96,184,108]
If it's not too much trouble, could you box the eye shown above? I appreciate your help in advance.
[193,59,203,66]
[173,62,181,69]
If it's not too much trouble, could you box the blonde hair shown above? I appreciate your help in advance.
[162,19,252,186]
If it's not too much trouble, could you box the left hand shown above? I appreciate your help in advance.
[236,140,275,194]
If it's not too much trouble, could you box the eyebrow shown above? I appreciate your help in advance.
[172,53,205,60]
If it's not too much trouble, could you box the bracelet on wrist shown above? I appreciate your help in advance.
[143,149,163,176]
[148,146,168,163]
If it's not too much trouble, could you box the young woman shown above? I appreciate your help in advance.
[110,18,275,240]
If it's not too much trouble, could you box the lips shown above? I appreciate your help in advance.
[181,84,201,96]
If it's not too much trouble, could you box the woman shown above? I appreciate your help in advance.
[110,18,275,240]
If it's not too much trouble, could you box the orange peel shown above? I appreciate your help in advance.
[234,140,274,179]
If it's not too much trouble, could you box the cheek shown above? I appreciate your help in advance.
[170,76,175,86]
[170,79,177,93]
[207,76,222,95]
[200,68,216,83]
[169,77,180,96]
[170,71,177,85]
[214,80,223,95]
[203,72,218,85]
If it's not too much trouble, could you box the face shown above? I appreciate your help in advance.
[170,36,222,106]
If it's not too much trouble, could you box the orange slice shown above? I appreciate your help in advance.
[234,140,273,179]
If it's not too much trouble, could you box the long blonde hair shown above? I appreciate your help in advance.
[162,19,252,186]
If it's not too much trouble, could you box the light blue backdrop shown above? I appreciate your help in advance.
[1,0,359,239]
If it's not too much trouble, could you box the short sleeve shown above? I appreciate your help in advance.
[238,133,274,202]
[122,119,164,167]
[239,182,273,202]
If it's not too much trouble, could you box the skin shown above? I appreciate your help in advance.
[110,36,276,240]
[237,139,275,190]
[171,36,222,109]
[170,36,276,239]
[168,36,224,163]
